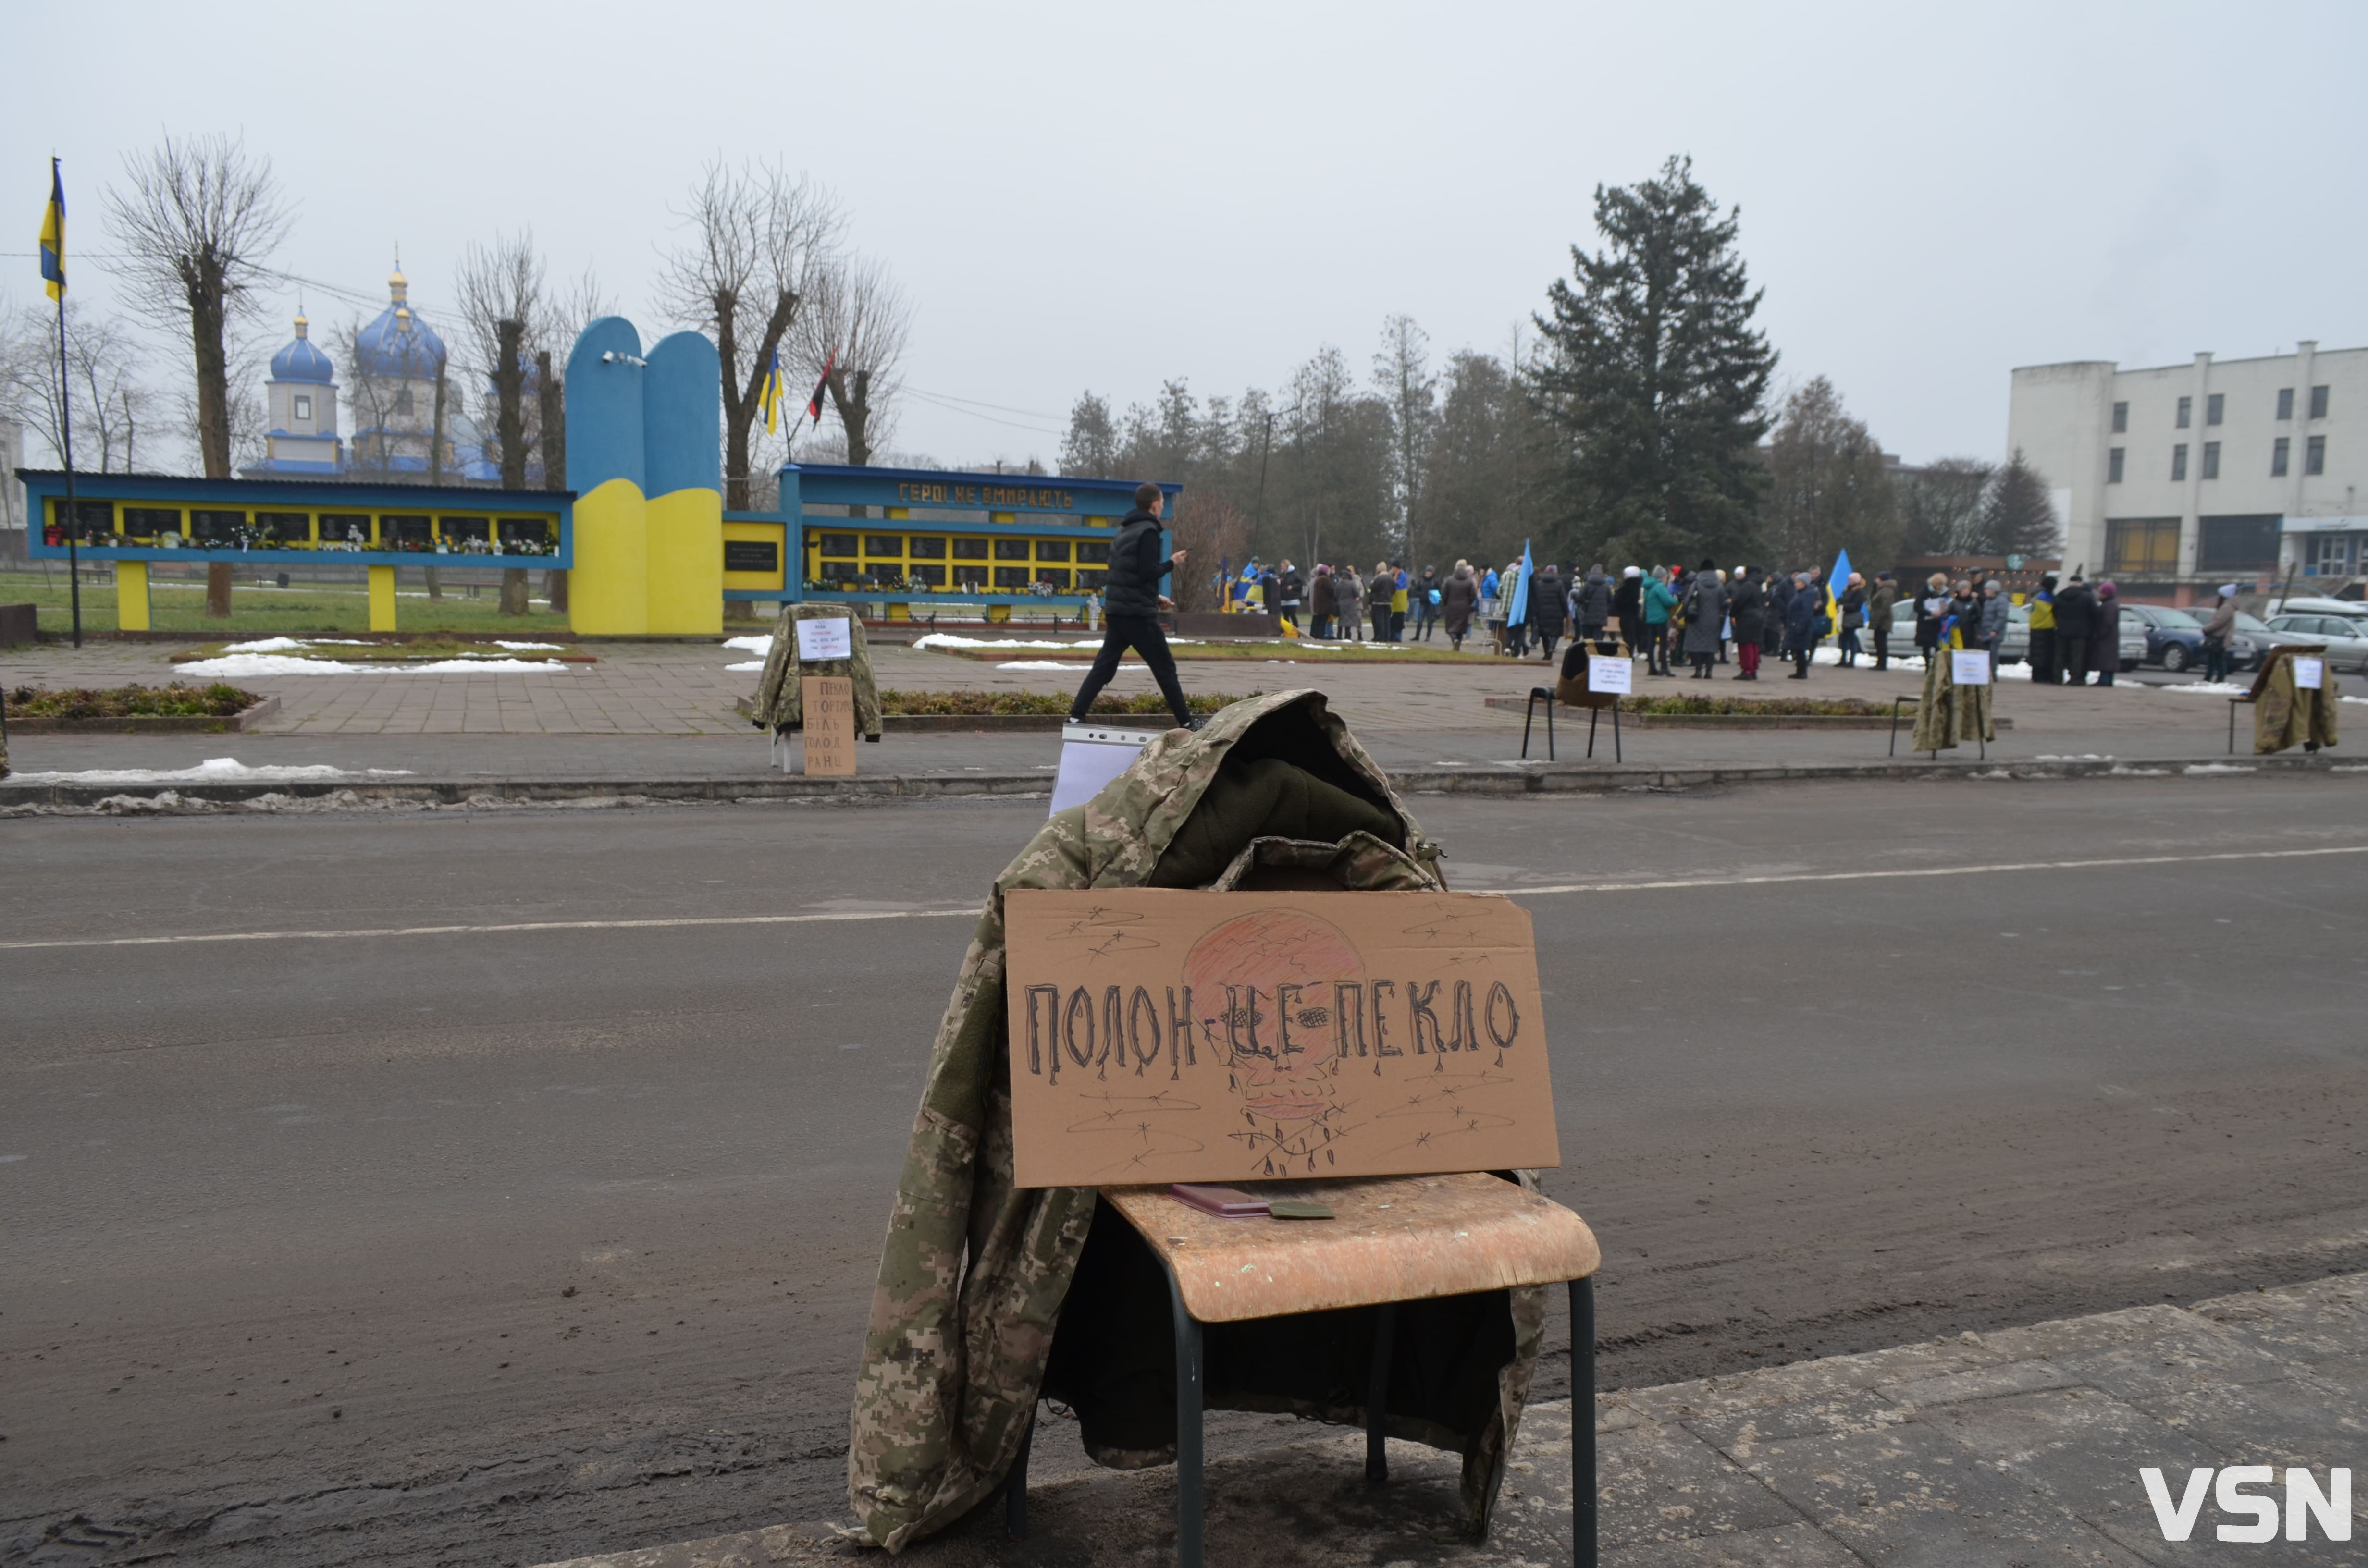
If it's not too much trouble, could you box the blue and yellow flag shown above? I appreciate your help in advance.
[1823,546,1853,638]
[758,347,784,434]
[38,157,65,301]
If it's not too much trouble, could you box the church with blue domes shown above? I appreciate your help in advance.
[246,261,496,482]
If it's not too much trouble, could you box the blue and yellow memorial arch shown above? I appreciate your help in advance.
[22,470,572,631]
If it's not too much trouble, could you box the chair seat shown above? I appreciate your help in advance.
[1101,1171,1599,1324]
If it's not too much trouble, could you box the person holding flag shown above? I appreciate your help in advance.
[1836,571,1869,666]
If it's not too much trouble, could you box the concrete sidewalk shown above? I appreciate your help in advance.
[535,1270,2368,1567]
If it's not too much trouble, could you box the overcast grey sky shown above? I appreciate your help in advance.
[10,0,2364,472]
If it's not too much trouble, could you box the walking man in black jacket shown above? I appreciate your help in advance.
[1067,484,1197,728]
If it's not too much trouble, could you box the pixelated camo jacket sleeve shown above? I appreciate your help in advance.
[847,691,1527,1553]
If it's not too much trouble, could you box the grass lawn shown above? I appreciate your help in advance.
[0,568,575,638]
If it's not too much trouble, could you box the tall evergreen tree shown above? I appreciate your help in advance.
[1058,392,1121,477]
[1531,155,1775,567]
[1978,450,2061,557]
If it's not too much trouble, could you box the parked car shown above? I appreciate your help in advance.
[1883,600,2030,663]
[2268,595,2368,626]
[2265,613,2368,672]
[2122,603,2276,673]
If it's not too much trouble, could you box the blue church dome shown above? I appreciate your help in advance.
[270,313,335,384]
[352,265,446,380]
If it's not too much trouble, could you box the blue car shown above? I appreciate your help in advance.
[2122,603,2264,673]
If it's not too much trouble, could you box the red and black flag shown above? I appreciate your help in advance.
[806,348,837,423]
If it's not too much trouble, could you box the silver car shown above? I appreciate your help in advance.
[1885,599,2032,663]
[2265,613,2368,672]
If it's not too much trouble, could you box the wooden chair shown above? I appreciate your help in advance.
[1005,1172,1603,1568]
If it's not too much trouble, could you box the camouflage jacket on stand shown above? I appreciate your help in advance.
[1910,652,1994,753]
[846,690,1545,1552]
[2251,649,2340,754]
[750,603,883,738]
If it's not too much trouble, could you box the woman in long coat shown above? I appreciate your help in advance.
[2090,581,2122,687]
[1309,566,1336,639]
[1440,560,1480,650]
[1682,567,1727,678]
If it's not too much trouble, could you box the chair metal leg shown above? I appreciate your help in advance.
[1005,1405,1034,1540]
[1571,1276,1597,1568]
[1586,704,1598,760]
[1522,691,1536,759]
[1546,697,1554,760]
[1365,1302,1397,1485]
[1611,701,1622,763]
[1889,699,1902,757]
[1168,1264,1205,1568]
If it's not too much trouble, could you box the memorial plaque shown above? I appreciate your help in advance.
[1005,889,1558,1188]
[796,615,853,662]
[803,675,858,777]
[1951,649,1992,685]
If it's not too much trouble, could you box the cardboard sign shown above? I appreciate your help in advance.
[1588,654,1633,696]
[803,675,857,776]
[795,615,853,662]
[1004,889,1558,1188]
[2294,657,2325,690]
[1951,649,1992,686]
[1049,725,1156,815]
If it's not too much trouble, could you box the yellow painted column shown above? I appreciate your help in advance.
[369,565,398,631]
[116,561,151,631]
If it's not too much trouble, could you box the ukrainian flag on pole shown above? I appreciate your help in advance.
[39,157,65,300]
[758,348,784,434]
[1825,546,1854,642]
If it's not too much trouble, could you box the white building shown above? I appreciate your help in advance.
[2008,342,2365,603]
[253,310,342,474]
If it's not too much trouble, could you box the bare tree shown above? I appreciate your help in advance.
[455,232,547,613]
[798,253,910,468]
[105,132,289,616]
[658,159,839,508]
[0,300,151,473]
[1760,375,1899,572]
[1372,314,1436,561]
[1168,492,1250,613]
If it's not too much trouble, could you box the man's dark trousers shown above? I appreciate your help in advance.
[1872,623,1890,671]
[1069,615,1195,725]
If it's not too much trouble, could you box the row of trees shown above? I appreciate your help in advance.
[1060,157,2060,606]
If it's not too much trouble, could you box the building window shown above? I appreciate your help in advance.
[2206,392,2223,426]
[2202,441,2220,479]
[2105,517,2180,576]
[2272,437,2290,477]
[2306,435,2326,475]
[2277,388,2294,420]
[2198,515,2281,571]
[2171,444,2188,481]
[393,387,414,416]
[2108,447,2125,483]
[293,393,312,421]
[2309,385,2330,419]
[2111,401,2128,433]
[2176,396,2192,429]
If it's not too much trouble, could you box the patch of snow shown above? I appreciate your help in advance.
[997,661,1085,671]
[9,757,415,784]
[2109,765,2172,777]
[218,636,372,653]
[493,640,567,651]
[721,634,774,653]
[2156,680,2252,696]
[172,654,564,676]
[725,660,765,672]
[2033,754,2111,761]
[2183,763,2257,775]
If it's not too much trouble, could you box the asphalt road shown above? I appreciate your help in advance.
[5,777,2367,1565]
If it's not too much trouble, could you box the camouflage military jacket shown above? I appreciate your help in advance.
[1910,651,1994,753]
[2252,651,2339,754]
[847,691,1544,1551]
[750,603,883,738]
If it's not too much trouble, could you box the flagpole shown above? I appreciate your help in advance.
[55,255,81,649]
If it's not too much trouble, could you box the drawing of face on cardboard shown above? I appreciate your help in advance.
[1183,908,1361,1126]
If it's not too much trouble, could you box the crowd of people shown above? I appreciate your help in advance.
[1219,554,2158,690]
